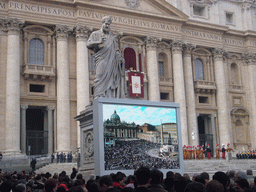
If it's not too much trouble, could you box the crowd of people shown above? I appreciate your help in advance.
[104,140,179,170]
[236,151,256,159]
[51,153,73,163]
[0,166,255,192]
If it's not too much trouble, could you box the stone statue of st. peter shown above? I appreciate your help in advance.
[87,16,126,99]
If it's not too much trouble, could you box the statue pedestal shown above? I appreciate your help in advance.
[75,104,95,180]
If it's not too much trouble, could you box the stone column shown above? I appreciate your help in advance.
[55,25,72,152]
[183,44,198,146]
[213,49,230,145]
[75,26,91,148]
[47,106,55,154]
[145,36,161,101]
[5,18,23,154]
[21,104,28,154]
[171,40,188,145]
[243,53,256,149]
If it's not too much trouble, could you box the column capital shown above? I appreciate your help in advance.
[212,48,227,61]
[55,25,73,41]
[242,52,256,65]
[145,36,162,51]
[75,25,92,41]
[20,104,28,110]
[171,39,184,53]
[0,18,8,34]
[183,43,196,56]
[47,106,55,111]
[6,18,24,35]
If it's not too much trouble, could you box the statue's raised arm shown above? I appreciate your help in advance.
[87,16,126,99]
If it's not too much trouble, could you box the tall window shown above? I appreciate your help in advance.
[159,61,164,77]
[195,58,204,80]
[124,48,136,70]
[29,38,44,65]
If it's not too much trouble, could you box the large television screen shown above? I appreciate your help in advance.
[93,97,184,176]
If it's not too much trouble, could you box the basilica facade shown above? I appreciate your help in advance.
[0,0,256,156]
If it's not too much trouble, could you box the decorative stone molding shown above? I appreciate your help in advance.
[125,0,140,9]
[145,36,161,51]
[55,25,73,41]
[157,41,171,51]
[171,39,184,53]
[0,18,8,34]
[47,106,55,111]
[212,48,227,61]
[75,25,92,41]
[20,104,28,110]
[183,43,196,56]
[2,18,24,35]
[242,52,256,65]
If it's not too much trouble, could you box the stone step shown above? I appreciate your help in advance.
[36,163,77,176]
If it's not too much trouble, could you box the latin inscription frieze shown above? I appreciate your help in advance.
[8,1,76,17]
[0,1,255,47]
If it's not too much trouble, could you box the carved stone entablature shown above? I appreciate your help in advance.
[75,25,92,41]
[242,52,256,65]
[183,43,196,56]
[55,25,73,41]
[212,48,227,61]
[194,80,216,94]
[145,36,162,51]
[171,39,184,53]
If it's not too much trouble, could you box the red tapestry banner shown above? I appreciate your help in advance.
[128,72,144,98]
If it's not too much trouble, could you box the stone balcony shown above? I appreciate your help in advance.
[22,64,55,81]
[194,80,216,93]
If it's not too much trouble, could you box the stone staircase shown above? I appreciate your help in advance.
[183,159,256,178]
[36,163,77,176]
[35,159,256,179]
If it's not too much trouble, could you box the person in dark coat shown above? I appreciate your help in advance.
[30,158,37,172]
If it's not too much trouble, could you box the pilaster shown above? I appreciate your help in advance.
[20,104,28,154]
[47,106,55,155]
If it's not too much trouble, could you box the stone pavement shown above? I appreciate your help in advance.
[35,158,256,179]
